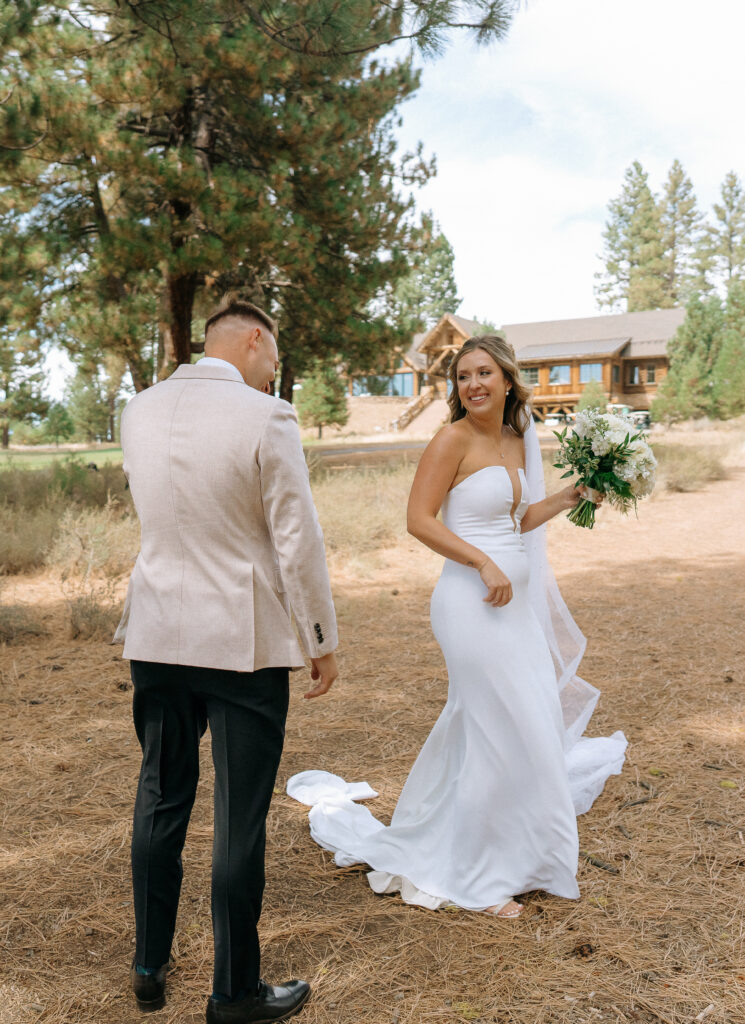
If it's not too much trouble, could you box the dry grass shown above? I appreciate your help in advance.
[0,460,132,575]
[0,506,59,574]
[46,503,139,581]
[312,464,414,565]
[0,602,46,644]
[653,445,728,493]
[1,439,744,1024]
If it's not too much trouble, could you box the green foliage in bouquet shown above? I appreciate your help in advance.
[552,411,655,528]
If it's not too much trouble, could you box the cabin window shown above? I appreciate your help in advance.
[580,363,603,383]
[548,364,570,385]
[627,364,640,385]
[352,373,414,397]
[612,365,620,384]
[391,372,414,397]
[352,375,399,396]
[522,366,539,386]
[647,363,656,384]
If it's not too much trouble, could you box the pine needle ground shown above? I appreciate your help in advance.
[1,438,743,1024]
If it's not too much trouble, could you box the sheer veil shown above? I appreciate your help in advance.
[522,414,627,814]
[522,415,601,751]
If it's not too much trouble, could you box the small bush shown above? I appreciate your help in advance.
[654,444,727,493]
[0,603,46,643]
[47,502,139,578]
[0,506,59,573]
[67,589,123,640]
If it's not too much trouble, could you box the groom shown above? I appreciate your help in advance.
[115,297,338,1023]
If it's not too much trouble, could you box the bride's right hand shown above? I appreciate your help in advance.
[478,558,513,607]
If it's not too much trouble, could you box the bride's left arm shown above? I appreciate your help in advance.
[521,484,599,533]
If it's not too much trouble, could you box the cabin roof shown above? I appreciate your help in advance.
[516,336,630,362]
[502,308,685,359]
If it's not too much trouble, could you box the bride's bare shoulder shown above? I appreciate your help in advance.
[425,420,469,457]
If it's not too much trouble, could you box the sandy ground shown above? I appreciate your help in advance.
[1,444,744,1023]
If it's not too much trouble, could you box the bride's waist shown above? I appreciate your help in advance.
[442,541,527,574]
[448,529,526,554]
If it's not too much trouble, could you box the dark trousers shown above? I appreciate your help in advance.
[130,660,290,998]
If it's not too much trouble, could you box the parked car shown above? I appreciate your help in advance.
[629,410,651,429]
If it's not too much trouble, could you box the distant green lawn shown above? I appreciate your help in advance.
[0,446,124,470]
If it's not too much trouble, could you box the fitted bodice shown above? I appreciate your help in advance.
[441,466,529,556]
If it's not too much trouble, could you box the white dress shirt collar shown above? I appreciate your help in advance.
[197,357,244,383]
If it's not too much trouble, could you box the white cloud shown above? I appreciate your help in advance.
[395,0,745,324]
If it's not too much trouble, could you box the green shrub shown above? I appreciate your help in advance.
[0,458,130,512]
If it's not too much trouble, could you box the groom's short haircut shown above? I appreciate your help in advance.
[205,296,277,340]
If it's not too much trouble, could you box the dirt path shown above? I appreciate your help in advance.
[1,469,744,1024]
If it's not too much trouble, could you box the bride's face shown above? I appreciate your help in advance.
[456,348,510,418]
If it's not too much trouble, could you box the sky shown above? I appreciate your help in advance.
[393,0,745,327]
[46,0,745,395]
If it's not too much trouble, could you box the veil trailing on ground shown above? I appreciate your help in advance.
[522,414,599,750]
[522,412,626,813]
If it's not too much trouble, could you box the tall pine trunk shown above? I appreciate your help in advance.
[159,271,198,377]
[279,354,295,403]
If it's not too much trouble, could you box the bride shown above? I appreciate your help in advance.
[288,336,627,919]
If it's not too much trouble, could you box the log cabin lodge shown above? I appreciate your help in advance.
[349,308,686,425]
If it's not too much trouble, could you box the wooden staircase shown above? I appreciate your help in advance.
[391,386,436,432]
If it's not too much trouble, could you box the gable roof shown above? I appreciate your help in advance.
[502,308,685,360]
[417,313,491,353]
[402,333,427,371]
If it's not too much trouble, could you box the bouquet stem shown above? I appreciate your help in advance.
[567,497,597,529]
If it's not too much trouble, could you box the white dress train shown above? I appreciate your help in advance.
[289,454,627,912]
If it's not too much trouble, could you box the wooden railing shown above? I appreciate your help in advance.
[391,385,436,432]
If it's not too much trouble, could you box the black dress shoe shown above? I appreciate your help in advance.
[131,960,168,1012]
[206,979,311,1024]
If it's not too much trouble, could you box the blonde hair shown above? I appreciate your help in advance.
[447,336,532,436]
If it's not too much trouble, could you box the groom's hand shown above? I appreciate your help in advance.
[305,652,338,699]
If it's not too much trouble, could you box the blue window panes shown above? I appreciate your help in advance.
[580,363,603,383]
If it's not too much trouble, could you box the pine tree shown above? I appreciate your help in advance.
[0,328,47,448]
[652,293,724,422]
[388,215,461,333]
[66,371,111,444]
[295,362,349,439]
[44,401,74,445]
[1,1,516,405]
[699,171,745,287]
[711,280,745,418]
[595,162,669,312]
[659,160,703,305]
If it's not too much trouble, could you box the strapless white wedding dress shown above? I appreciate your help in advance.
[289,466,627,911]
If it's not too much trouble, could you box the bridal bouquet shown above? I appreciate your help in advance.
[553,409,657,528]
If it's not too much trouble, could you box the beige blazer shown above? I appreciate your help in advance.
[113,363,338,672]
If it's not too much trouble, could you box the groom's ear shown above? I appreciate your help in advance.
[246,324,263,350]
